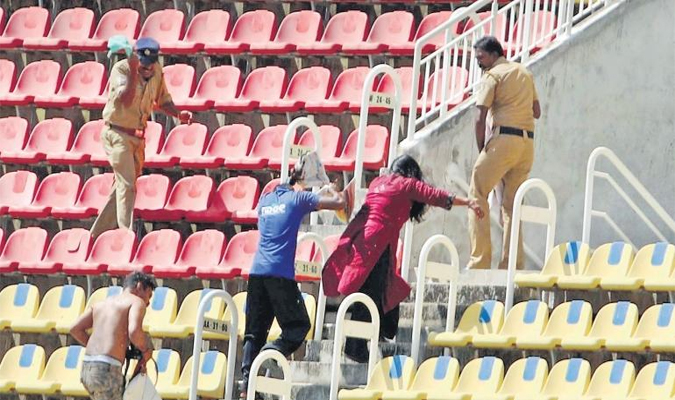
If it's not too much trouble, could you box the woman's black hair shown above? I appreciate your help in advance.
[391,154,427,223]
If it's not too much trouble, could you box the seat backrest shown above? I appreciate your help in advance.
[43,228,92,265]
[175,289,225,325]
[297,125,341,160]
[0,59,17,94]
[314,234,340,263]
[214,176,260,214]
[377,67,420,104]
[192,65,241,102]
[134,174,172,211]
[0,283,40,321]
[542,358,591,396]
[0,345,46,383]
[498,357,548,396]
[0,116,29,153]
[367,11,414,44]
[0,170,38,209]
[86,228,137,265]
[142,121,164,157]
[540,241,591,277]
[178,351,227,398]
[364,355,415,391]
[13,60,61,98]
[2,7,50,39]
[1,227,48,263]
[85,285,122,309]
[630,361,675,398]
[162,64,195,101]
[425,67,469,105]
[153,349,181,388]
[543,300,593,339]
[500,300,548,336]
[165,175,213,212]
[321,10,368,44]
[32,171,81,208]
[138,9,185,43]
[329,66,372,102]
[25,117,73,154]
[512,11,557,47]
[275,10,322,44]
[464,12,508,41]
[76,173,113,209]
[93,8,140,41]
[57,61,106,98]
[285,66,331,102]
[585,359,635,398]
[414,11,456,45]
[410,356,459,393]
[589,301,639,339]
[454,300,504,335]
[584,241,635,278]
[205,124,252,159]
[455,357,504,394]
[629,242,675,279]
[72,119,106,156]
[228,9,275,44]
[35,285,85,325]
[260,179,280,197]
[48,8,94,41]
[183,10,230,44]
[143,286,178,329]
[160,122,207,158]
[176,230,226,268]
[132,229,182,266]
[239,66,286,102]
[634,303,675,340]
[221,291,247,338]
[340,125,389,167]
[219,230,259,275]
[248,125,293,159]
[40,345,84,383]
[0,8,5,35]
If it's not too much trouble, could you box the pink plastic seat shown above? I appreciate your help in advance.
[259,66,331,113]
[0,171,38,215]
[137,9,185,48]
[153,230,226,278]
[267,124,341,170]
[226,125,292,170]
[179,124,253,169]
[107,229,182,275]
[1,118,73,164]
[0,8,5,34]
[0,59,17,96]
[23,8,94,50]
[296,11,368,55]
[19,228,92,274]
[0,60,61,106]
[0,116,29,157]
[142,121,165,160]
[8,172,81,218]
[0,7,50,49]
[69,8,140,52]
[233,178,280,225]
[142,175,214,221]
[185,175,260,223]
[375,67,420,113]
[79,81,108,109]
[34,61,106,108]
[161,10,231,54]
[134,174,172,220]
[324,125,389,171]
[144,123,207,168]
[343,11,414,55]
[304,67,373,113]
[162,64,195,105]
[61,228,137,275]
[0,227,48,273]
[174,65,241,111]
[422,67,470,109]
[51,173,113,219]
[389,11,459,56]
[204,10,276,54]
[46,119,106,166]
[314,234,340,263]
[214,66,286,112]
[196,230,259,279]
[250,10,322,55]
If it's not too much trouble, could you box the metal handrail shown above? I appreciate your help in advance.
[246,349,292,400]
[296,232,329,341]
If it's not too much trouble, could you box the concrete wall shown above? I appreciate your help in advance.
[402,0,675,270]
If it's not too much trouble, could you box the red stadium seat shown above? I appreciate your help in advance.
[134,174,172,219]
[267,124,341,169]
[389,11,459,56]
[179,124,253,169]
[0,7,50,49]
[46,119,107,166]
[226,125,292,170]
[204,9,275,54]
[0,8,5,34]
[138,9,185,48]
[0,171,38,215]
[0,60,61,106]
[196,230,259,279]
[304,67,373,113]
[0,227,48,273]
[423,66,469,109]
[161,10,231,54]
[0,59,17,96]
[33,61,106,108]
[233,177,279,225]
[108,229,181,275]
[375,67,420,113]
[214,66,286,112]
[185,175,260,223]
[250,10,322,55]
[51,173,113,219]
[143,175,213,221]
[79,81,108,109]
[0,118,73,164]
[0,116,29,157]
[174,65,241,111]
[69,8,140,52]
[153,230,226,278]
[261,178,280,196]
[324,125,389,171]
[144,123,207,168]
[162,64,195,105]
[342,11,414,55]
[142,121,165,160]
[8,172,81,218]
[296,11,367,55]
[61,228,137,275]
[23,8,94,50]
[19,228,92,274]
[259,66,331,113]
[313,234,340,263]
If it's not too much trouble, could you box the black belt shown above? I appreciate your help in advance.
[499,126,534,139]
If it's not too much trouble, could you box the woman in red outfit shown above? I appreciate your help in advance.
[322,155,484,361]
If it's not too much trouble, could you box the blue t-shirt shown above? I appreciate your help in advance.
[250,184,320,279]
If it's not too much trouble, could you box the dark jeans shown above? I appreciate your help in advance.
[241,275,310,388]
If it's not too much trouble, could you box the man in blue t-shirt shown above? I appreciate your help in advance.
[241,156,345,398]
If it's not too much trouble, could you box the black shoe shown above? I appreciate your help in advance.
[344,338,369,363]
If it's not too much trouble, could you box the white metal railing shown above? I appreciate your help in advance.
[410,235,459,366]
[280,117,323,183]
[296,232,329,341]
[505,178,557,312]
[246,349,293,400]
[329,293,380,400]
[581,147,675,248]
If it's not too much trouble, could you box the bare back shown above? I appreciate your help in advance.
[86,292,144,362]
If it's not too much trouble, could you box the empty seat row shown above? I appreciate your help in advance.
[340,355,673,400]
[429,299,675,353]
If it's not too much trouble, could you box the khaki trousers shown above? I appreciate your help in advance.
[468,132,534,269]
[90,126,145,238]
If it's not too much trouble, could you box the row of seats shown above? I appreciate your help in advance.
[515,241,675,291]
[0,117,390,171]
[0,344,227,399]
[429,299,675,353]
[340,355,673,400]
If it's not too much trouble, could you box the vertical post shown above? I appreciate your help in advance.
[246,350,292,400]
[297,232,329,342]
[521,0,535,63]
[490,0,499,37]
[400,221,414,282]
[565,0,575,37]
[581,149,599,246]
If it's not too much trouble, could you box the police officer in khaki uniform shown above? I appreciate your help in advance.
[467,36,541,270]
[90,37,192,238]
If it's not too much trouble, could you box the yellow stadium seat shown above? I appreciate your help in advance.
[268,292,317,341]
[85,286,122,310]
[159,351,227,399]
[428,301,504,347]
[444,357,504,400]
[617,243,675,292]
[0,283,39,330]
[221,291,247,340]
[15,345,86,395]
[10,285,85,333]
[473,357,548,400]
[611,303,675,353]
[339,356,415,400]
[540,358,591,400]
[143,286,178,332]
[580,359,635,400]
[150,289,226,339]
[627,361,675,399]
[472,300,548,349]
[557,242,635,290]
[517,300,593,350]
[152,349,182,396]
[561,302,639,351]
[514,242,590,288]
[0,344,46,393]
[381,356,460,400]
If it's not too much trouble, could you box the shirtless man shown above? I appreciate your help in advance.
[70,272,156,400]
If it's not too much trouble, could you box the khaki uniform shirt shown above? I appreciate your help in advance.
[475,57,538,132]
[102,60,173,130]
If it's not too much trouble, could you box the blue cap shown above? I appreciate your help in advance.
[135,37,160,65]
